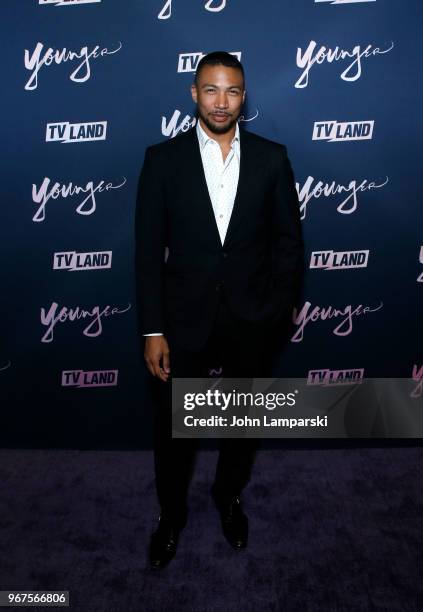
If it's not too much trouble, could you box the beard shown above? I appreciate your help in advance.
[198,109,239,135]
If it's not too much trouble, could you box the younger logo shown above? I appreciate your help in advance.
[61,369,118,388]
[162,110,196,138]
[417,246,423,282]
[292,300,383,342]
[24,41,121,91]
[0,360,11,372]
[296,175,388,219]
[313,120,374,142]
[53,251,112,271]
[161,107,258,138]
[46,121,107,143]
[32,176,126,222]
[159,0,226,20]
[178,51,241,73]
[307,368,364,386]
[40,302,131,343]
[310,250,369,270]
[40,0,101,5]
[411,365,423,398]
[315,0,376,4]
[295,40,394,88]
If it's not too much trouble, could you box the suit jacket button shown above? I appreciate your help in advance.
[222,251,228,258]
[216,282,222,292]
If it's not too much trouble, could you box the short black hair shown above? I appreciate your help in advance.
[194,51,245,87]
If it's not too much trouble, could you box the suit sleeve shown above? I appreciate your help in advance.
[270,145,304,315]
[134,146,166,338]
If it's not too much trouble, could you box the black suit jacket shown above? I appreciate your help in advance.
[135,125,304,352]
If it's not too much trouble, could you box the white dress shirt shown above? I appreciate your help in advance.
[144,120,241,336]
[196,119,240,246]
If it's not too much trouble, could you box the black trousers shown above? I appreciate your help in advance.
[149,292,278,527]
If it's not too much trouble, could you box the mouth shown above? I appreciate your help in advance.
[211,113,231,123]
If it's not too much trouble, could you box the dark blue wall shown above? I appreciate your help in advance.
[1,0,421,447]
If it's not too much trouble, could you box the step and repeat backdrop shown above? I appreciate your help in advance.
[1,0,422,447]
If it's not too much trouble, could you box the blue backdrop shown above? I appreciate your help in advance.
[1,0,422,446]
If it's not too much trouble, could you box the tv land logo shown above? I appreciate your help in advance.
[32,176,126,223]
[313,120,374,142]
[307,368,364,386]
[295,40,394,88]
[40,302,131,343]
[291,300,383,343]
[46,121,107,143]
[411,365,423,399]
[39,0,101,5]
[178,51,241,73]
[53,251,112,271]
[296,175,388,220]
[162,108,259,138]
[159,0,226,20]
[310,250,369,270]
[24,41,121,91]
[417,246,423,282]
[61,369,118,388]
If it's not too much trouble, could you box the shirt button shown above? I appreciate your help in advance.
[220,184,224,188]
[219,214,224,218]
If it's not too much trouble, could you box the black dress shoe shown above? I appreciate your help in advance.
[149,515,185,570]
[212,492,248,550]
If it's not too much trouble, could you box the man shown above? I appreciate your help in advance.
[135,52,304,570]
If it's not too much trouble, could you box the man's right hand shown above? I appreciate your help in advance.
[144,336,171,382]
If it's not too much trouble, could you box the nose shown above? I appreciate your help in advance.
[215,91,229,109]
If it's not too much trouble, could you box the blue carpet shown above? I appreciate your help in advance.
[1,448,422,611]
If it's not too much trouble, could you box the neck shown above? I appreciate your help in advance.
[198,117,237,147]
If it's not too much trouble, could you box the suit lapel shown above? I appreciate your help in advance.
[185,124,261,249]
[185,127,222,249]
[224,127,260,248]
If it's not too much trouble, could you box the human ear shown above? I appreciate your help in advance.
[191,84,198,103]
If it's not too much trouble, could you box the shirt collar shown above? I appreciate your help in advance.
[196,119,240,151]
